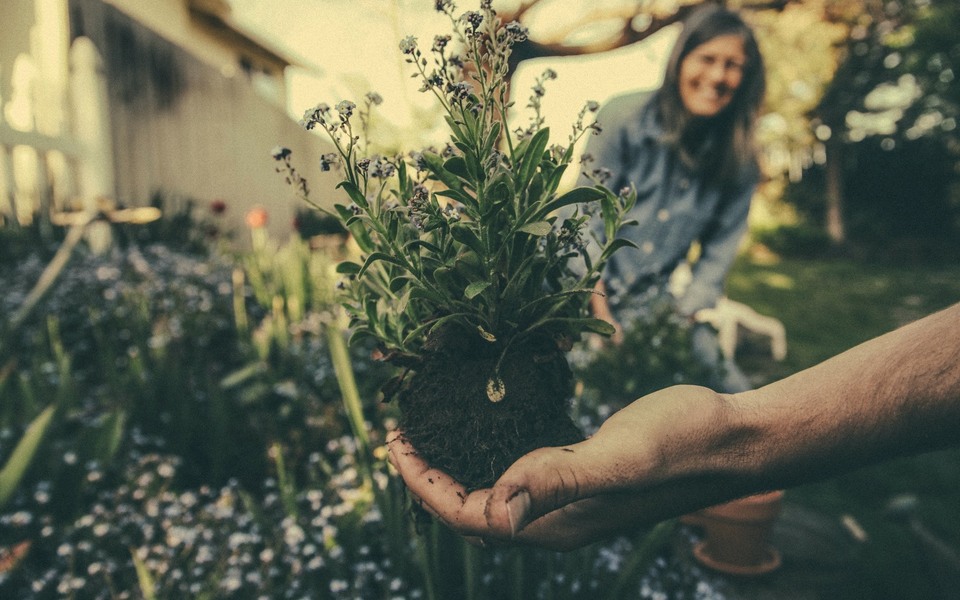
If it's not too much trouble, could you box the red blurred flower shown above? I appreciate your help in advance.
[210,199,227,215]
[245,207,268,229]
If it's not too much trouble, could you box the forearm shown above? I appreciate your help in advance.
[611,302,960,519]
[726,302,960,489]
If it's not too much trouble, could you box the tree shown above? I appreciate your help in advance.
[497,0,794,73]
[811,0,960,246]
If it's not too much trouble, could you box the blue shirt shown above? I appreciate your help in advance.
[578,90,756,318]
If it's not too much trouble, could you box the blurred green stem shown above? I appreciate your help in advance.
[323,315,372,479]
[4,214,93,347]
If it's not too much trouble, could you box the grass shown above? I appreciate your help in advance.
[726,253,960,600]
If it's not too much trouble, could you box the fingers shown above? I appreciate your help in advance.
[386,432,493,537]
[484,442,597,538]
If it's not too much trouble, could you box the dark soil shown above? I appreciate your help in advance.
[397,326,584,491]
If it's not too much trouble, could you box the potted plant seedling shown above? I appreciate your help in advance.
[274,1,636,491]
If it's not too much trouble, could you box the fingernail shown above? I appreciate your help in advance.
[506,491,530,537]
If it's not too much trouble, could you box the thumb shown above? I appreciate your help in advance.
[483,442,598,538]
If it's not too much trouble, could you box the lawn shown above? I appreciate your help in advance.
[726,254,960,600]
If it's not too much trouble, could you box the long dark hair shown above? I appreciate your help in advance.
[657,4,766,187]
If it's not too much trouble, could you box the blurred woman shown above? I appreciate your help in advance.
[582,4,766,392]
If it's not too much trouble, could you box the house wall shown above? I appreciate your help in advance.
[69,0,342,243]
[96,0,287,107]
[2,0,340,244]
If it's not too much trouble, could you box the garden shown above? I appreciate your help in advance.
[2,1,960,599]
[3,197,959,600]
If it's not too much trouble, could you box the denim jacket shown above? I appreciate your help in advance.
[578,90,756,318]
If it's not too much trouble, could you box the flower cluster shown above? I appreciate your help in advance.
[276,2,637,395]
[0,444,423,599]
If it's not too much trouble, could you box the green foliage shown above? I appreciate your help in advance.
[0,405,57,511]
[576,298,718,413]
[751,222,835,259]
[278,3,635,369]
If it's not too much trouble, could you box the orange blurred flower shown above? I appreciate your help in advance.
[245,207,268,229]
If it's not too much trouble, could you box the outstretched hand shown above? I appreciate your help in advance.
[386,385,733,551]
[388,303,960,551]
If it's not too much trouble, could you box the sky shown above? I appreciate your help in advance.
[229,0,678,144]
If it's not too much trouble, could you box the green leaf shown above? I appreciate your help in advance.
[518,128,550,189]
[334,204,375,252]
[131,548,157,600]
[482,121,502,158]
[579,317,618,335]
[525,316,616,337]
[358,252,406,278]
[600,238,639,263]
[444,116,469,145]
[91,408,126,464]
[532,186,604,221]
[422,152,463,192]
[401,312,474,346]
[526,172,545,208]
[0,405,56,510]
[389,275,413,294]
[336,181,368,209]
[518,221,553,236]
[444,156,470,181]
[544,163,568,196]
[335,261,362,274]
[396,288,412,314]
[464,280,491,299]
[450,224,485,257]
[434,189,479,211]
[432,265,455,289]
[405,239,443,254]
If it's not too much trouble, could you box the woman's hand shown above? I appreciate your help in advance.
[590,280,623,346]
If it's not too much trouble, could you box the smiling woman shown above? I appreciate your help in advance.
[678,34,746,117]
[581,4,767,395]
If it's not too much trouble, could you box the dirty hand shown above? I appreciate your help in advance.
[386,385,732,551]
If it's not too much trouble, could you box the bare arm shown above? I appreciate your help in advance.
[388,302,960,550]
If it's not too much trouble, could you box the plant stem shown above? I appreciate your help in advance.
[323,317,373,485]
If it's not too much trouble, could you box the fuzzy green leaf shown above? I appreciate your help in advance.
[464,280,492,299]
[405,239,443,254]
[544,163,568,197]
[422,152,464,192]
[336,181,368,209]
[335,261,362,274]
[518,221,553,236]
[444,156,471,181]
[481,121,501,158]
[518,128,550,189]
[334,204,375,252]
[358,252,406,278]
[600,238,639,263]
[532,186,604,221]
[401,312,474,346]
[450,224,485,257]
[434,189,479,211]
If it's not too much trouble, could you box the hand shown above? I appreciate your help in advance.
[589,281,624,346]
[387,385,732,551]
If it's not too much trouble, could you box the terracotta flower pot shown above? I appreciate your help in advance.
[685,490,784,576]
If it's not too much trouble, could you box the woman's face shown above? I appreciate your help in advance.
[678,34,746,118]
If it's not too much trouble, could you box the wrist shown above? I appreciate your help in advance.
[649,388,768,493]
